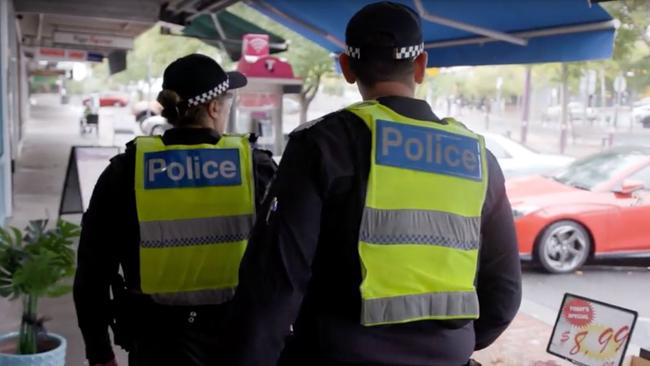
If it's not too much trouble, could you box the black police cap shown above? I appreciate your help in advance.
[345,1,424,61]
[162,53,247,107]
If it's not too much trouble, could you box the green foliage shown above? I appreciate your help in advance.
[0,220,80,354]
[0,220,79,299]
[604,0,650,95]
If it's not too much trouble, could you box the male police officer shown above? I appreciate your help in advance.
[223,3,521,366]
[74,54,276,366]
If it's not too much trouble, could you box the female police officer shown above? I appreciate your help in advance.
[73,54,276,366]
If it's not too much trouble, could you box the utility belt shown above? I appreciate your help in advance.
[109,274,228,351]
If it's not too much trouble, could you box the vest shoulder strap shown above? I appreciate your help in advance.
[135,135,165,150]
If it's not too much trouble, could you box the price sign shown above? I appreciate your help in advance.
[548,293,637,366]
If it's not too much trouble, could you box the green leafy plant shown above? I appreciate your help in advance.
[0,220,80,355]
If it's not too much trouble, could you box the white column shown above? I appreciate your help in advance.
[0,0,14,223]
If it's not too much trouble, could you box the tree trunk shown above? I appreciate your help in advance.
[299,93,309,125]
[298,74,323,125]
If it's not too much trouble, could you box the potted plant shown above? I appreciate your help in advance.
[0,220,80,365]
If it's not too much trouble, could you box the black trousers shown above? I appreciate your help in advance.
[125,302,229,366]
[128,325,220,366]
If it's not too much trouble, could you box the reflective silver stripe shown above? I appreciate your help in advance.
[362,291,479,325]
[140,215,254,248]
[151,287,235,306]
[359,207,480,250]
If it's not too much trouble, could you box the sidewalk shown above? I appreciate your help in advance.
[1,94,130,365]
[473,313,571,366]
[1,94,581,365]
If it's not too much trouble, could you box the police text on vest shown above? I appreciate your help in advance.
[376,120,482,181]
[144,148,242,189]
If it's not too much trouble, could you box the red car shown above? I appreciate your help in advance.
[506,146,650,273]
[99,94,128,107]
[83,93,129,108]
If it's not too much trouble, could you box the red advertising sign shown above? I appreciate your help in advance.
[67,50,86,61]
[243,34,270,58]
[237,55,296,79]
[548,293,637,366]
[39,48,66,57]
[35,47,103,63]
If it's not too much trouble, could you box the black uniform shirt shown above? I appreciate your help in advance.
[224,96,522,366]
[73,128,277,364]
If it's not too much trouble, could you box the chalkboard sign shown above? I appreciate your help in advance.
[548,293,637,366]
[59,146,119,215]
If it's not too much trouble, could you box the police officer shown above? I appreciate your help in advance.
[73,54,277,366]
[222,2,522,366]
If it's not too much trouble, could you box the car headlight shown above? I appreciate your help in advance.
[512,205,540,219]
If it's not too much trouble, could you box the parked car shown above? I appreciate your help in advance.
[542,102,596,122]
[140,115,171,136]
[483,132,574,178]
[507,146,650,273]
[632,102,650,128]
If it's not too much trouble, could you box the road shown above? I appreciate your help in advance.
[522,260,650,350]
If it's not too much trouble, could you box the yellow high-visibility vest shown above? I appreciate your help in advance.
[346,101,488,326]
[134,135,255,306]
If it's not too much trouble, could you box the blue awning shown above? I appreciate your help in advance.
[249,0,616,66]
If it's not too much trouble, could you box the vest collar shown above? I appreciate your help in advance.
[162,127,221,145]
[376,96,443,123]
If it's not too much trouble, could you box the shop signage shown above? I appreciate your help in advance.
[548,293,637,366]
[36,47,104,63]
[53,31,134,49]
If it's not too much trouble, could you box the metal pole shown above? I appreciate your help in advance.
[613,91,619,129]
[413,0,527,46]
[600,68,606,126]
[425,20,615,49]
[560,64,569,155]
[273,92,284,155]
[521,65,532,144]
[146,54,152,102]
[582,73,589,125]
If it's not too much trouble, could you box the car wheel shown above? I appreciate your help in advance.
[536,220,591,274]
[151,125,166,136]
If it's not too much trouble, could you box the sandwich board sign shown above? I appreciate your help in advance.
[547,293,637,366]
[59,146,119,215]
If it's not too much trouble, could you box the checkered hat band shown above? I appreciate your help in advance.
[395,43,424,60]
[345,45,361,59]
[345,44,424,60]
[187,79,229,107]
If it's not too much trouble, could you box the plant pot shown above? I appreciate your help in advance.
[0,332,66,366]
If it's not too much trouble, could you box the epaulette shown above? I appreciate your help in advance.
[442,117,469,129]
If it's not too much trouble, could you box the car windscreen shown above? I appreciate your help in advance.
[552,151,648,190]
